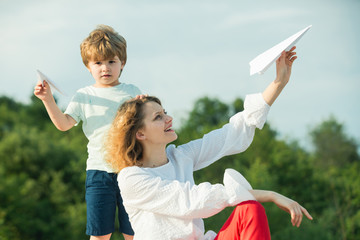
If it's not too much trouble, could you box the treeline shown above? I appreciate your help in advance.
[0,95,359,239]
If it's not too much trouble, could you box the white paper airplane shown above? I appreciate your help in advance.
[249,25,312,76]
[36,70,67,96]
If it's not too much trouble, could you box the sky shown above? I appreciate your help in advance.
[1,0,359,149]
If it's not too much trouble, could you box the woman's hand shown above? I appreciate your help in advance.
[272,191,313,227]
[275,46,297,86]
[262,46,297,106]
[249,189,313,227]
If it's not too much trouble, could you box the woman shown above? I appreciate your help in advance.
[105,47,312,239]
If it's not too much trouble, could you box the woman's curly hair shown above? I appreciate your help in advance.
[105,96,161,173]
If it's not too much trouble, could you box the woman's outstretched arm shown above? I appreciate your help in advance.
[249,189,313,227]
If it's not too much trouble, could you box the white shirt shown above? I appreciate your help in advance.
[118,93,270,240]
[65,83,141,172]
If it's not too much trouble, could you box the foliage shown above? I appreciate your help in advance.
[0,94,359,239]
[0,96,87,240]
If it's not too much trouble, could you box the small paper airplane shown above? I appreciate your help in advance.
[249,25,312,76]
[36,70,67,96]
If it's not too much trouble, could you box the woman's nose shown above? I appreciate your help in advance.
[165,115,173,123]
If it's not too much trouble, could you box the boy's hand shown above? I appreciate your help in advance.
[275,46,297,86]
[135,94,148,100]
[34,80,53,102]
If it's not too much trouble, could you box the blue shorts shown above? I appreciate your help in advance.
[85,170,134,236]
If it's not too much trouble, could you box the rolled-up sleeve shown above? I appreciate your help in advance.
[240,93,270,129]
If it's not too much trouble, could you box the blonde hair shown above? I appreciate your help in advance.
[105,96,162,173]
[80,24,127,67]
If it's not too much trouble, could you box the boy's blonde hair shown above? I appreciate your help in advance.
[105,96,162,173]
[80,25,127,67]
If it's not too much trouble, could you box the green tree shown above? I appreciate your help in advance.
[0,96,88,240]
[310,116,360,240]
[310,116,359,169]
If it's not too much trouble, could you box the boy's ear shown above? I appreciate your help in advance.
[136,130,145,141]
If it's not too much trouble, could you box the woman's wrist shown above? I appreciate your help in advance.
[274,76,289,88]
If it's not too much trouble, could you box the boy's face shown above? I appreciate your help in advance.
[87,56,124,88]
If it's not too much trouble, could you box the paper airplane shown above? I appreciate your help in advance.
[36,70,67,96]
[249,25,312,76]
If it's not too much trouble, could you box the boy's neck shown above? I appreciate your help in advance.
[92,82,121,88]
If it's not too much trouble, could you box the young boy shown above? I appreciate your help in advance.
[34,25,140,240]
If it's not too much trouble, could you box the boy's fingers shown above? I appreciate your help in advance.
[135,94,148,99]
[36,81,44,87]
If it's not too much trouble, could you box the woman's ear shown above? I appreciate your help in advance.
[136,130,145,141]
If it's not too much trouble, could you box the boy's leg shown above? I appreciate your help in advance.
[122,233,133,240]
[90,233,111,240]
[215,200,271,240]
[85,170,117,237]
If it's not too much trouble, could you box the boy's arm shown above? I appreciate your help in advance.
[34,80,76,131]
[262,46,297,106]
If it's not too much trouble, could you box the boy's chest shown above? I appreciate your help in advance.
[84,91,132,117]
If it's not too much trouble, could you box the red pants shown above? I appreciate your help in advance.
[214,200,271,240]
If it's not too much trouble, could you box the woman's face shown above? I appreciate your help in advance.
[137,101,177,145]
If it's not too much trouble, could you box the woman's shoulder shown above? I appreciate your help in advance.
[166,143,197,168]
[165,144,187,160]
[119,166,145,178]
[119,166,159,183]
[166,139,202,157]
[118,166,149,191]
